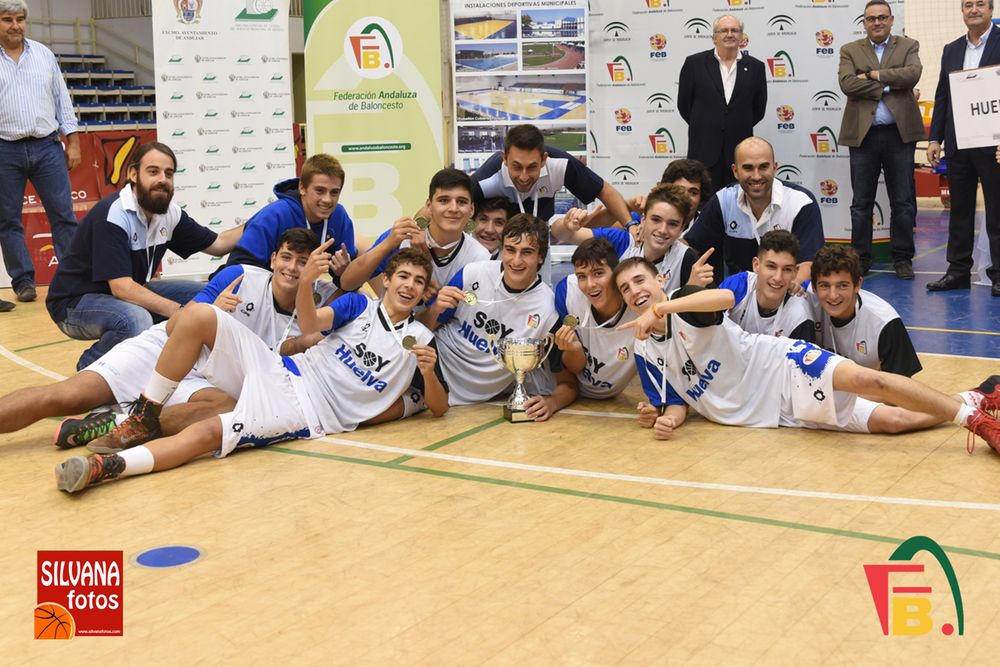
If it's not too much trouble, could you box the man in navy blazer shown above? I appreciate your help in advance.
[678,14,767,194]
[926,0,1000,296]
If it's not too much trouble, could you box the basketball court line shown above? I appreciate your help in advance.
[385,417,506,465]
[908,325,1000,337]
[316,434,1000,513]
[266,444,1000,562]
[13,338,75,353]
[0,343,67,381]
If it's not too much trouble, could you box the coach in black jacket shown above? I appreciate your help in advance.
[678,14,767,193]
[926,2,1000,295]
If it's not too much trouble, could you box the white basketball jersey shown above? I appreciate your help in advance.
[435,260,557,405]
[595,228,692,295]
[401,232,490,287]
[723,272,813,338]
[555,275,637,399]
[295,295,433,432]
[226,265,306,351]
[621,238,691,295]
[638,312,792,427]
[808,287,900,370]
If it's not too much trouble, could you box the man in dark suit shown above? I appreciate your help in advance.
[926,0,1000,296]
[838,0,924,279]
[678,14,767,192]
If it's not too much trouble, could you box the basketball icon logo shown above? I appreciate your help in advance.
[35,602,75,640]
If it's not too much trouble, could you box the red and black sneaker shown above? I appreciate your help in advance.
[970,375,1000,416]
[86,395,162,454]
[966,409,1000,456]
[55,453,126,493]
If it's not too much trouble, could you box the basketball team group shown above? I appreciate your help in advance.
[1,5,999,495]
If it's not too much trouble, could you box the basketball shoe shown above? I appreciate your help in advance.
[55,454,125,493]
[86,395,162,454]
[966,409,1000,455]
[54,408,122,449]
[969,375,1000,416]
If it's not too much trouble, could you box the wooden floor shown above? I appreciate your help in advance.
[3,287,1000,664]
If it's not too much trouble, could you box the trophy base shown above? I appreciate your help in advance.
[503,405,533,423]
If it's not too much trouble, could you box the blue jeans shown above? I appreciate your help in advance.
[0,134,79,289]
[55,279,205,371]
[848,124,916,267]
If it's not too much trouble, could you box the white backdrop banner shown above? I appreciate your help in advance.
[587,0,904,245]
[152,0,295,277]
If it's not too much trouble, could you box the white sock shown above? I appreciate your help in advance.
[118,446,155,477]
[957,391,983,409]
[953,404,975,427]
[142,371,178,406]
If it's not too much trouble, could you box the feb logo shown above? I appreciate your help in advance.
[767,51,795,79]
[810,126,840,154]
[614,108,632,133]
[649,34,667,58]
[776,104,795,131]
[819,179,838,204]
[816,29,835,55]
[739,33,749,49]
[344,17,401,80]
[616,347,629,362]
[526,314,540,328]
[607,56,633,82]
[648,128,676,155]
[864,536,964,636]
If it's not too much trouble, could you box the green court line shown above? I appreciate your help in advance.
[13,338,73,353]
[384,417,506,465]
[265,445,1000,562]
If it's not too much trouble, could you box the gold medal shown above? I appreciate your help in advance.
[563,315,579,329]
[402,335,416,350]
[463,291,478,306]
[465,218,477,234]
[415,216,430,230]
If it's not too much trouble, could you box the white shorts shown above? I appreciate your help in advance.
[216,367,322,457]
[778,342,875,434]
[86,323,213,408]
[200,307,323,456]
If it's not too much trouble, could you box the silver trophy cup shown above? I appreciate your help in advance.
[494,335,554,423]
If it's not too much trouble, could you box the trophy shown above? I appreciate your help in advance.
[494,335,554,423]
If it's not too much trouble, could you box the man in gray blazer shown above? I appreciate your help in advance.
[838,0,923,279]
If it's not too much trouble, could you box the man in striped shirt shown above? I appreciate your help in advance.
[0,0,80,305]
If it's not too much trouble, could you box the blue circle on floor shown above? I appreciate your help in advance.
[135,545,202,568]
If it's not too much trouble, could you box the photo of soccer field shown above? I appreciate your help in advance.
[541,125,587,152]
[454,12,517,41]
[522,41,585,70]
[456,75,586,122]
